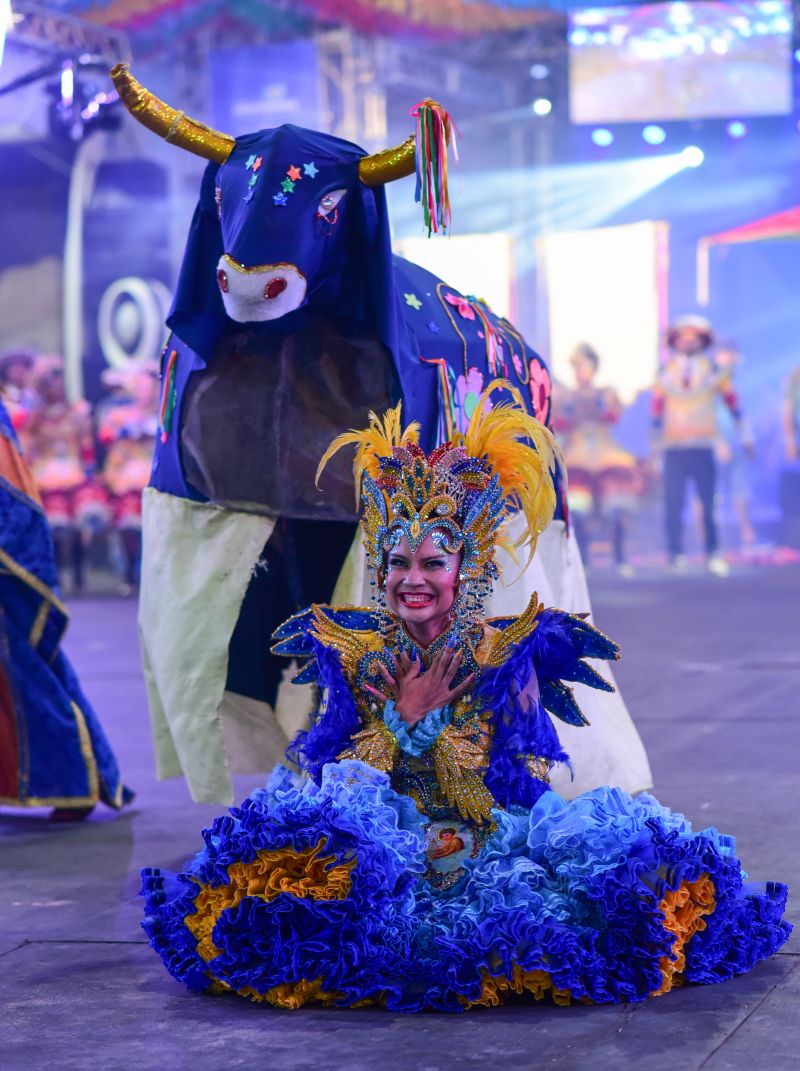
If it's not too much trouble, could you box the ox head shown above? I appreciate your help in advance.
[111,65,422,332]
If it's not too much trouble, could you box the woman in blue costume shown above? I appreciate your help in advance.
[0,398,132,819]
[141,384,789,1010]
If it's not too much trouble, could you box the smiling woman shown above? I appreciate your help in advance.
[140,387,790,1011]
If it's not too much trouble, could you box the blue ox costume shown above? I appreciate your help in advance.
[112,65,650,805]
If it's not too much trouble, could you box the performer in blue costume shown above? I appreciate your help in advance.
[0,399,132,819]
[141,388,788,1010]
[111,65,651,806]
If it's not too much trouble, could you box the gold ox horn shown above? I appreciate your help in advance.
[358,136,416,187]
[111,62,425,185]
[110,63,236,164]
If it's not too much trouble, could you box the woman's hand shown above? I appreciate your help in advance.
[366,648,476,728]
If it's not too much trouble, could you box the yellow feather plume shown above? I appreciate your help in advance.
[316,403,420,505]
[456,379,564,561]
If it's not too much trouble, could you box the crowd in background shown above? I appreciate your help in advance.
[0,349,158,595]
[552,317,800,577]
[2,327,798,594]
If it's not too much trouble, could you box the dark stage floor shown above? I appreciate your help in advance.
[2,567,799,1071]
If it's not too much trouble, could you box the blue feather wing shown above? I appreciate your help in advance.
[531,609,618,725]
[490,606,618,726]
[272,608,315,654]
[538,680,588,727]
[271,605,381,686]
[272,608,319,682]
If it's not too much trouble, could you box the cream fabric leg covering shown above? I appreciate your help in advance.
[138,488,275,804]
[219,664,314,777]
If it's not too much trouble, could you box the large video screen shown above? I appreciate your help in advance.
[569,1,793,124]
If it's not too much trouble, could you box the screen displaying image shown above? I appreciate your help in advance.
[569,1,793,123]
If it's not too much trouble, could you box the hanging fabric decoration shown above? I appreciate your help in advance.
[410,99,459,237]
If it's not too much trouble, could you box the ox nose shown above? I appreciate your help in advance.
[216,255,307,323]
[264,277,287,300]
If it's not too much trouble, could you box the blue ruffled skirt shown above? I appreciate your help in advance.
[141,760,790,1011]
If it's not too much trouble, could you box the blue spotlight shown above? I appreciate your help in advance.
[681,145,704,167]
[727,120,748,139]
[642,124,667,145]
[0,0,9,69]
[591,128,614,147]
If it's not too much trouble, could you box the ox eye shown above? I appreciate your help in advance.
[317,189,346,218]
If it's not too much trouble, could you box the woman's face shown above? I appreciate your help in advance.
[41,370,65,403]
[672,328,708,356]
[385,532,460,638]
[570,351,595,387]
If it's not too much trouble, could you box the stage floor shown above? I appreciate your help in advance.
[3,567,799,1070]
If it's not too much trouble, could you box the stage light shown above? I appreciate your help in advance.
[531,97,553,117]
[668,2,694,27]
[0,0,11,70]
[47,57,123,143]
[794,47,800,62]
[681,145,704,167]
[591,128,614,147]
[388,150,710,259]
[642,124,667,145]
[60,62,74,107]
[529,63,550,79]
[727,120,748,138]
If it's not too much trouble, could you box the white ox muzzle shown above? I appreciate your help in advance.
[216,254,307,322]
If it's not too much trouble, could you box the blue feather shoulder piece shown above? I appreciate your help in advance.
[484,596,619,727]
[271,604,383,686]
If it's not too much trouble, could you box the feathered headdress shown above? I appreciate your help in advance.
[317,381,562,596]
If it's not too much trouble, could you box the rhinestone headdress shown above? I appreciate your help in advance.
[317,381,562,631]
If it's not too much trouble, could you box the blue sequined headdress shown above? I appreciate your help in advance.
[317,380,563,630]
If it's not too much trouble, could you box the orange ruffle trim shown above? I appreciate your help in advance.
[186,837,354,964]
[188,850,716,1008]
[652,872,716,996]
[464,965,574,1009]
